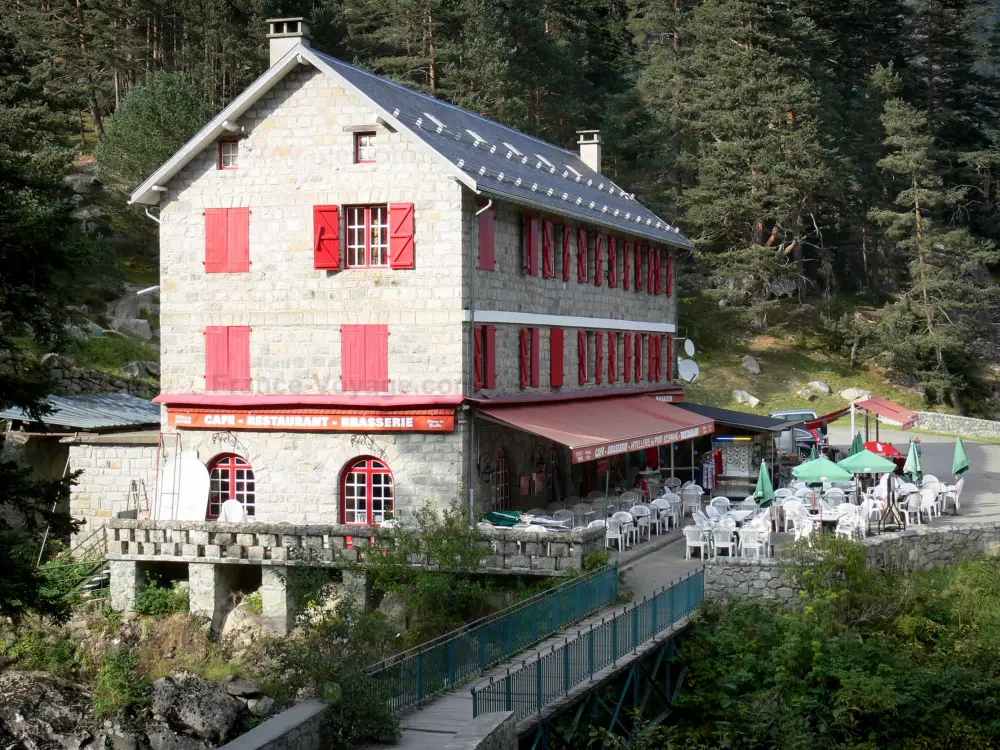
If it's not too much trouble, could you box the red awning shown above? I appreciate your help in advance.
[854,398,919,430]
[865,441,903,458]
[804,407,850,430]
[478,396,715,464]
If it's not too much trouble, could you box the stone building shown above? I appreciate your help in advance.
[86,19,719,629]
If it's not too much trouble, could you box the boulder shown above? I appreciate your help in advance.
[246,696,278,718]
[0,670,94,750]
[150,670,244,744]
[223,677,262,698]
[111,288,159,321]
[377,592,410,634]
[220,602,263,658]
[63,170,99,194]
[41,352,77,370]
[840,387,872,401]
[796,388,815,401]
[110,317,153,340]
[742,355,761,375]
[145,724,211,750]
[732,389,761,408]
[120,360,160,379]
[808,380,832,395]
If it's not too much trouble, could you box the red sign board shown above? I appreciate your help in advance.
[168,407,455,433]
[571,422,714,464]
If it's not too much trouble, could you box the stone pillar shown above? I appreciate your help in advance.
[109,560,141,612]
[342,570,372,610]
[188,562,233,632]
[261,567,294,636]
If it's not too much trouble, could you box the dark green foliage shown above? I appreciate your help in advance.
[133,579,190,616]
[5,626,80,679]
[92,649,150,720]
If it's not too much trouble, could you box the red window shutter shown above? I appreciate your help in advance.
[550,328,564,387]
[341,325,367,391]
[653,249,663,294]
[608,235,617,288]
[388,202,415,269]
[227,208,250,272]
[608,331,617,382]
[635,243,644,292]
[485,325,497,389]
[313,205,341,270]
[478,206,496,270]
[530,327,540,387]
[595,331,604,385]
[647,247,656,294]
[542,220,555,278]
[577,229,588,283]
[205,326,229,390]
[204,209,228,274]
[623,241,632,291]
[474,326,484,390]
[666,252,674,297]
[624,333,633,383]
[561,226,571,281]
[649,334,658,381]
[365,324,389,391]
[666,334,675,381]
[524,216,539,276]
[594,234,604,287]
[577,330,588,384]
[635,334,643,381]
[520,328,530,388]
[227,326,251,391]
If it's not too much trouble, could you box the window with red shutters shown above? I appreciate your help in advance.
[313,205,340,270]
[635,243,644,292]
[205,326,251,391]
[205,208,250,273]
[341,324,389,391]
[474,326,484,390]
[577,228,588,283]
[624,333,633,383]
[608,331,617,382]
[472,325,497,390]
[666,252,674,297]
[346,205,389,267]
[561,225,571,281]
[530,327,540,387]
[577,330,588,384]
[608,235,617,288]
[542,220,555,278]
[478,206,496,270]
[389,202,415,269]
[524,216,539,276]
[666,334,675,381]
[550,328,564,387]
[594,234,604,287]
[623,240,632,291]
[635,334,643,381]
[595,331,604,385]
[519,327,530,388]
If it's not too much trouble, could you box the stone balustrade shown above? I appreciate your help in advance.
[105,518,602,576]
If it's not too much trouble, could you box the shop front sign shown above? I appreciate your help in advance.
[168,407,455,433]
[571,421,715,464]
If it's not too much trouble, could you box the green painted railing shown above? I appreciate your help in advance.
[471,569,704,721]
[366,564,619,713]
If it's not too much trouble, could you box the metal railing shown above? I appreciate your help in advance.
[471,569,704,721]
[367,564,619,713]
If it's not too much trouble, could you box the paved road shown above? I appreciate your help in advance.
[827,425,1000,522]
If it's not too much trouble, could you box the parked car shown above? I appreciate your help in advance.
[771,409,826,457]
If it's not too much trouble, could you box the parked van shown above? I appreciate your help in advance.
[770,409,825,457]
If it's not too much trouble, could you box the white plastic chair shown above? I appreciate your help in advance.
[739,499,757,511]
[630,505,652,542]
[782,500,804,533]
[774,488,793,499]
[943,477,964,512]
[586,490,606,502]
[605,519,625,552]
[664,477,682,490]
[919,487,940,520]
[572,503,594,526]
[650,498,672,532]
[681,489,702,517]
[547,502,565,514]
[692,510,713,534]
[834,505,858,538]
[219,498,247,522]
[710,497,730,515]
[712,526,737,558]
[922,474,939,485]
[793,517,815,542]
[739,527,766,559]
[612,511,637,547]
[552,509,574,528]
[902,493,922,525]
[705,505,722,521]
[684,526,709,559]
[525,508,547,518]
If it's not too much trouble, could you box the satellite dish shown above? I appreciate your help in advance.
[678,358,700,383]
[684,339,696,357]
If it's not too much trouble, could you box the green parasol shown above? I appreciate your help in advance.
[849,432,864,456]
[837,449,898,475]
[754,461,775,507]
[952,437,970,477]
[810,444,818,460]
[903,439,922,482]
[792,456,853,484]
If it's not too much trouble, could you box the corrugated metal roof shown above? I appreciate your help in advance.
[0,393,160,430]
[311,51,693,250]
[679,403,805,433]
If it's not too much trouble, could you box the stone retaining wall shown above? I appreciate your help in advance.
[705,523,1000,601]
[216,699,328,750]
[916,410,1000,439]
[444,711,516,750]
[106,518,602,575]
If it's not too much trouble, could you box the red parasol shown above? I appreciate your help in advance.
[865,441,903,458]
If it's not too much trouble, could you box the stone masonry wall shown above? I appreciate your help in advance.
[68,443,157,544]
[444,711,516,750]
[916,411,1000,439]
[216,698,329,750]
[705,523,1000,602]
[159,65,466,398]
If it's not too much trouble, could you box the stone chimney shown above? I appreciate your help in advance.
[266,18,311,66]
[577,130,602,173]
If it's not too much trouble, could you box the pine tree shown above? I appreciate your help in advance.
[869,97,999,406]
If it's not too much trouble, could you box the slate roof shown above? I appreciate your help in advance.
[678,403,805,433]
[311,51,691,249]
[0,393,161,431]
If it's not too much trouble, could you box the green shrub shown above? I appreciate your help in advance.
[134,579,189,616]
[244,591,263,614]
[7,628,79,679]
[93,649,150,720]
[69,335,158,372]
